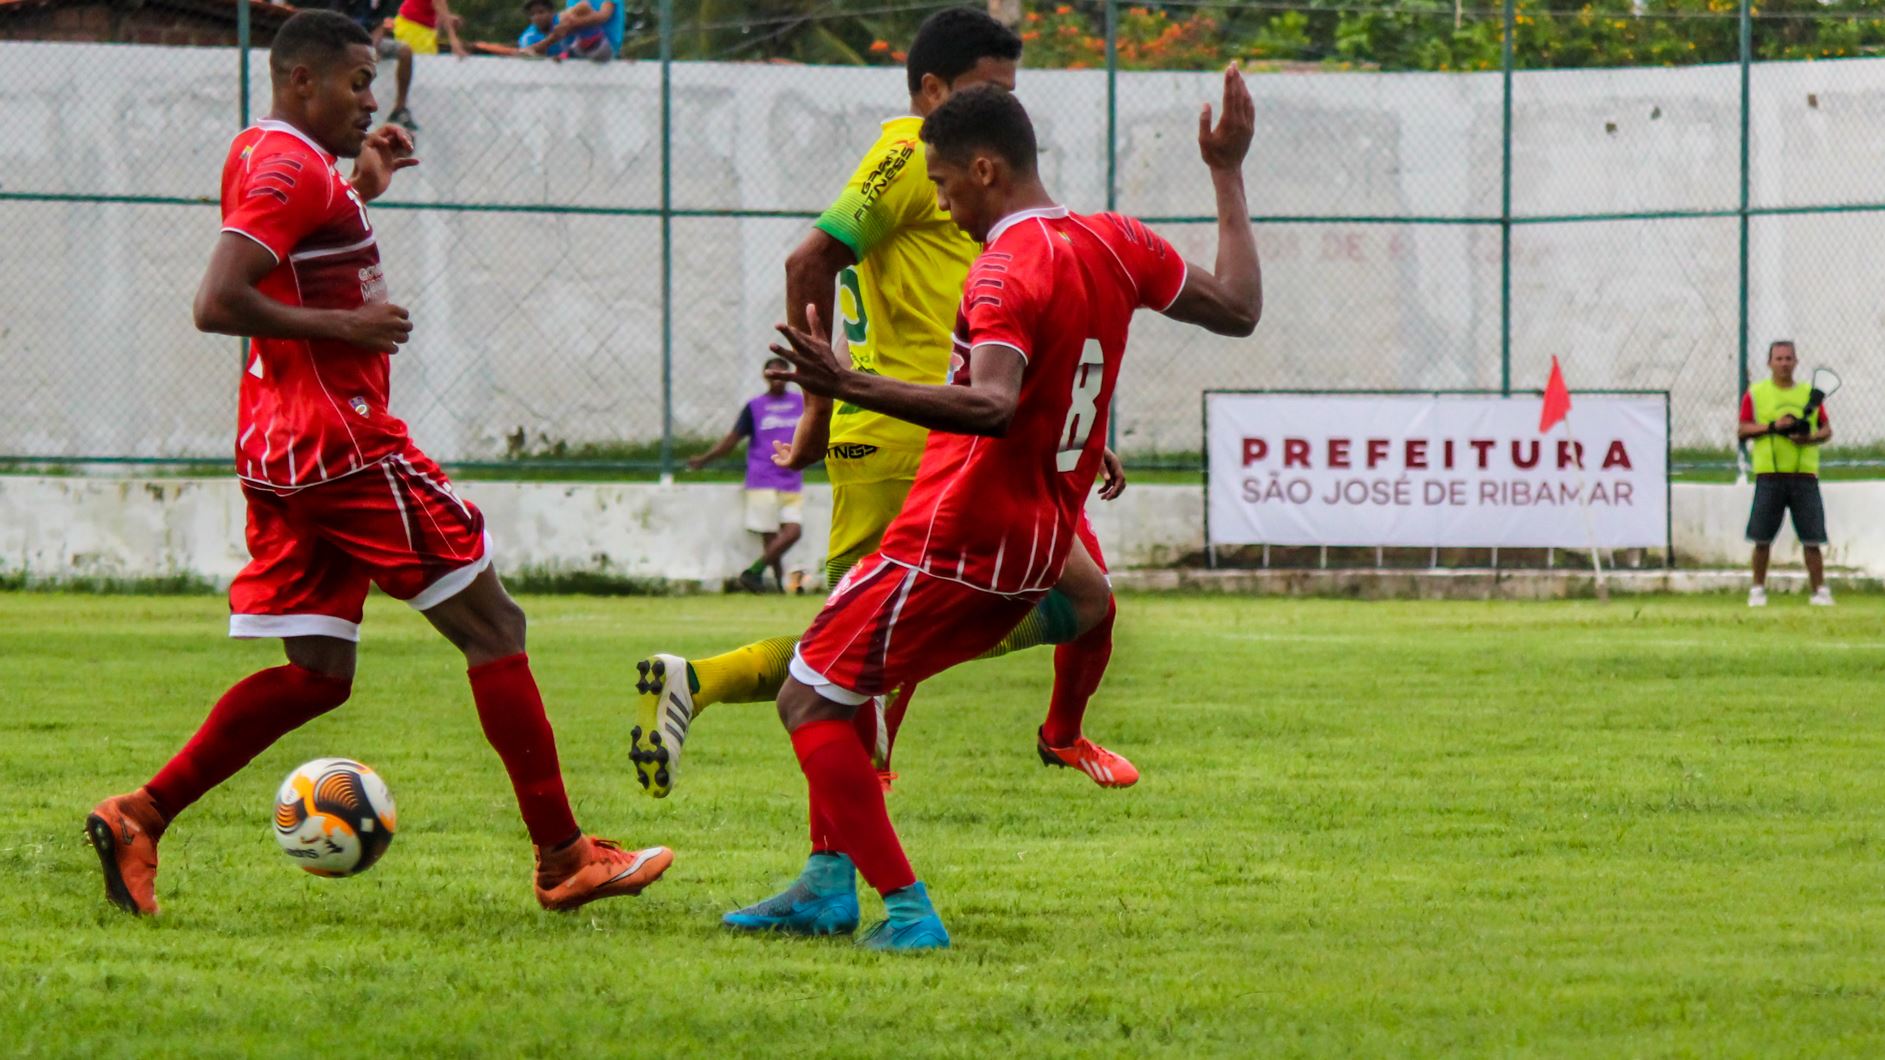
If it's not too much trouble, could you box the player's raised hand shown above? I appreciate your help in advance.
[351,125,419,203]
[769,304,848,398]
[364,124,420,171]
[1098,447,1128,500]
[342,301,413,354]
[1199,62,1254,172]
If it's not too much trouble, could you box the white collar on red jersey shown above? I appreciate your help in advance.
[254,118,337,164]
[985,204,1069,246]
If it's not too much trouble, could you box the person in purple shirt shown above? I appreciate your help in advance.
[688,358,807,593]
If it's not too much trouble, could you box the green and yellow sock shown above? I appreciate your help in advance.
[690,635,800,709]
[978,588,1080,660]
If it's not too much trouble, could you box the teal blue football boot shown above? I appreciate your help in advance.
[723,853,860,936]
[855,881,950,951]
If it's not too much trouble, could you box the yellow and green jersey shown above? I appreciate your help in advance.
[813,115,978,456]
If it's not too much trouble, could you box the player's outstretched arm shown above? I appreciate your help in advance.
[772,229,858,469]
[771,306,1021,437]
[194,234,412,354]
[1161,63,1261,338]
[687,429,744,471]
[436,0,470,57]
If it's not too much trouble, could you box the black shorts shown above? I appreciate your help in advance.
[1747,474,1827,546]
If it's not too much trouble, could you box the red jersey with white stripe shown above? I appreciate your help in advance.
[876,206,1187,595]
[220,119,406,489]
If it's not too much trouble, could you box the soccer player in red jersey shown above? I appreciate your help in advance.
[83,10,669,917]
[726,66,1263,949]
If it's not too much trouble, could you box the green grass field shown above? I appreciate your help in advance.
[5,592,1885,1056]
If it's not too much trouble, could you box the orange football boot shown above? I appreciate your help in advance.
[534,836,672,911]
[1036,729,1140,788]
[85,788,166,916]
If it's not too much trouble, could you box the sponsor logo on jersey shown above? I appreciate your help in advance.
[350,396,370,417]
[358,263,388,304]
[851,141,915,222]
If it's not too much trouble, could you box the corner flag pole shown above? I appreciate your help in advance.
[1559,407,1610,602]
[1541,355,1608,601]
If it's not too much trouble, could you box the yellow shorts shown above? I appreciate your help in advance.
[743,489,804,533]
[823,445,922,586]
[391,16,439,54]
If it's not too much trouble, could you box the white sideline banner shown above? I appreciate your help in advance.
[1206,393,1670,549]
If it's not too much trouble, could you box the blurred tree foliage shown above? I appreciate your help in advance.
[445,0,1885,70]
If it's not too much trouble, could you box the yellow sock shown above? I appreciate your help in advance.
[690,635,800,709]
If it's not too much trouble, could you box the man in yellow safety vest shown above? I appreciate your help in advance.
[1736,339,1835,608]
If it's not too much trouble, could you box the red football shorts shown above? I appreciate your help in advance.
[789,554,1039,704]
[1075,511,1108,573]
[228,447,490,641]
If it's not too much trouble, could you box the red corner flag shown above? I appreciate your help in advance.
[1539,355,1572,432]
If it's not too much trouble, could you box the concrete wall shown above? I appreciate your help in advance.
[3,476,1878,589]
[5,45,1885,464]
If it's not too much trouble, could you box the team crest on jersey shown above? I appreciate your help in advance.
[350,396,370,417]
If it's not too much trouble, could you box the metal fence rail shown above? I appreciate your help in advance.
[2,0,1883,474]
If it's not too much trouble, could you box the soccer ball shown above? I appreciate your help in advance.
[272,758,397,877]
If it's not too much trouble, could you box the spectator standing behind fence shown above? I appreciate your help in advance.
[319,0,419,129]
[688,359,807,594]
[537,0,623,61]
[1738,339,1835,608]
[517,0,571,58]
[392,0,469,59]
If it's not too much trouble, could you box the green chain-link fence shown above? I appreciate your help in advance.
[4,0,1884,474]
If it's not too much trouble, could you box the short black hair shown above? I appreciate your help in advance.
[905,7,1023,97]
[270,10,373,79]
[524,0,551,10]
[764,355,790,370]
[921,84,1037,177]
[1769,339,1796,360]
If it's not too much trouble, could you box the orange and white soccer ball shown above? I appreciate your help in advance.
[272,758,397,877]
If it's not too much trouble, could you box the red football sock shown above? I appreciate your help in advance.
[791,719,914,895]
[467,653,581,848]
[145,664,352,821]
[808,781,839,852]
[1042,598,1116,747]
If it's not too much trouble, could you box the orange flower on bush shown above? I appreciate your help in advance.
[869,39,889,53]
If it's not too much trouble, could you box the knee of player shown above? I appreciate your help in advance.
[1054,578,1114,636]
[455,595,527,658]
[490,596,528,652]
[1073,594,1115,637]
[778,523,802,545]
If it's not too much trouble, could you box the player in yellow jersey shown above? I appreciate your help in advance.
[629,8,1135,798]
